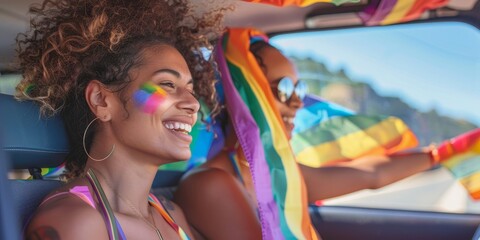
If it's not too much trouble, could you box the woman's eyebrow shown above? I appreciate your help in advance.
[152,69,193,84]
[152,68,181,78]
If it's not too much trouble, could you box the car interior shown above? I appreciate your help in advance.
[1,0,480,239]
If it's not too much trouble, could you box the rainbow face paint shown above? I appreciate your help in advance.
[133,83,168,114]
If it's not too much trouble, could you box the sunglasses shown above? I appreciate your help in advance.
[273,77,308,103]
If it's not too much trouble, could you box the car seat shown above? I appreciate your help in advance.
[0,129,21,240]
[0,93,67,228]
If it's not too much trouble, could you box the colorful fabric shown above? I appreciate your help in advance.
[38,171,190,239]
[148,194,191,240]
[243,0,360,7]
[293,94,355,134]
[41,162,65,179]
[86,170,124,240]
[215,28,318,240]
[38,184,127,239]
[439,129,480,200]
[292,96,419,167]
[359,0,449,26]
[86,169,191,240]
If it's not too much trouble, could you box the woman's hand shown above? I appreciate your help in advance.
[430,128,480,165]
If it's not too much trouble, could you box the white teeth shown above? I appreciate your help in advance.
[164,121,192,133]
[282,116,294,124]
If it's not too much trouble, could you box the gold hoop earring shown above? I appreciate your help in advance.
[82,117,115,162]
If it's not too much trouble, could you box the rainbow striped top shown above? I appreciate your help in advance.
[85,169,190,240]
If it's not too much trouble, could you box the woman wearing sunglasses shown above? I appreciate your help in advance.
[174,28,480,240]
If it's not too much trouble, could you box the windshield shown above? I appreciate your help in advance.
[272,21,480,146]
[271,21,480,213]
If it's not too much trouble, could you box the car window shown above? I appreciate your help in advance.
[271,21,480,214]
[0,74,21,95]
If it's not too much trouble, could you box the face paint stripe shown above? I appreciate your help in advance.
[134,83,168,114]
[133,90,150,106]
[143,91,166,114]
[142,84,158,93]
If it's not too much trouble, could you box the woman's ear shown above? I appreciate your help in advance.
[85,80,114,121]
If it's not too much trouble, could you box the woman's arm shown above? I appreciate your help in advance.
[174,168,262,240]
[302,128,480,202]
[25,195,108,240]
[300,149,432,202]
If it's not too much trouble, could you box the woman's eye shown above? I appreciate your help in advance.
[159,82,175,89]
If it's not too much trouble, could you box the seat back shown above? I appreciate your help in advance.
[0,134,21,240]
[0,93,68,227]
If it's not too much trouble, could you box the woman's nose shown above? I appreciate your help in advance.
[288,92,304,110]
[176,88,200,114]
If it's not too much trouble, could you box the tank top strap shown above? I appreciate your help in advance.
[36,183,126,240]
[148,194,191,240]
[40,186,96,209]
[86,169,126,240]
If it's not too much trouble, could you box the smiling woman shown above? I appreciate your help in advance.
[13,0,225,239]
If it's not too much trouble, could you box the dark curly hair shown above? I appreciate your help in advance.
[15,0,229,179]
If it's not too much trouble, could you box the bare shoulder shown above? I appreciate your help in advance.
[174,166,262,239]
[177,167,242,199]
[25,193,107,240]
[178,150,239,194]
[174,166,253,220]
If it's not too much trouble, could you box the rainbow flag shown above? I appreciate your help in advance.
[439,129,480,200]
[215,28,318,240]
[243,0,359,6]
[359,0,449,26]
[292,96,419,167]
[41,162,65,179]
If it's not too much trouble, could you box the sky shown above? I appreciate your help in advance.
[271,22,480,126]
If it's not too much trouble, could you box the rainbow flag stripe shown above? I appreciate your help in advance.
[243,0,359,6]
[134,83,168,114]
[291,96,418,167]
[215,28,318,240]
[359,0,449,26]
[244,0,448,26]
[440,129,480,200]
[293,115,419,167]
[41,162,65,178]
[148,194,191,240]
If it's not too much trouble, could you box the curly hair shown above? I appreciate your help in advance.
[15,0,229,179]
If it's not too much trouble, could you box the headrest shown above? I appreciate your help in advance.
[0,94,69,169]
